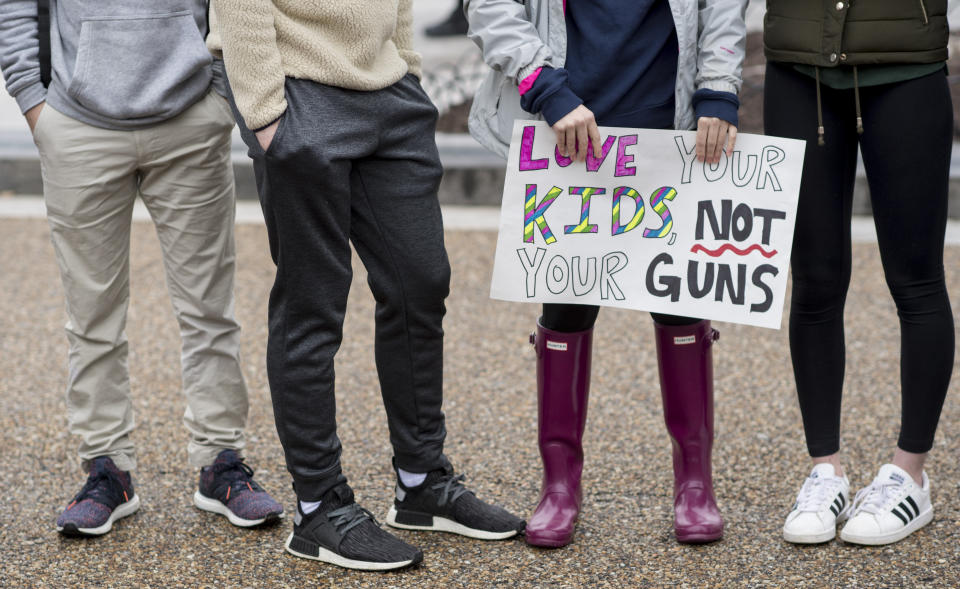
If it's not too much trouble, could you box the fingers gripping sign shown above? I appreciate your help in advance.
[553,105,603,162]
[695,117,738,165]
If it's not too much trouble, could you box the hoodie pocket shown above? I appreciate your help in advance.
[68,11,212,120]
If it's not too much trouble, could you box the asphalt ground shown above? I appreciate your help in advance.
[1,211,960,588]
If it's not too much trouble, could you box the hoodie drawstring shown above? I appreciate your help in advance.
[814,65,864,148]
[815,66,825,146]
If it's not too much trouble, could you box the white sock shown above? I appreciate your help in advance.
[398,468,427,488]
[299,500,321,515]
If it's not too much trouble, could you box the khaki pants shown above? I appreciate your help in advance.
[33,91,248,471]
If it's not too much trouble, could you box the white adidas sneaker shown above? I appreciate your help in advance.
[783,463,851,544]
[840,464,933,546]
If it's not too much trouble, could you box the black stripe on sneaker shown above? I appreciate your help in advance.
[897,502,915,521]
[833,497,842,512]
[905,496,920,518]
[830,504,839,516]
[891,507,910,526]
[838,494,845,509]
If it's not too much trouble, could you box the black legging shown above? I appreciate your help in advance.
[541,304,699,332]
[764,61,954,456]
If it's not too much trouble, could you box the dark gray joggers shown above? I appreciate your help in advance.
[229,75,451,501]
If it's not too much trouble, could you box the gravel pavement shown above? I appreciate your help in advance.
[1,217,959,588]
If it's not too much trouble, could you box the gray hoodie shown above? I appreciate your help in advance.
[0,0,225,130]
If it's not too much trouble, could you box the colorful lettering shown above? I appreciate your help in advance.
[524,184,563,244]
[642,186,678,238]
[519,125,549,171]
[564,187,604,235]
[611,187,645,236]
[615,135,638,177]
[586,136,617,172]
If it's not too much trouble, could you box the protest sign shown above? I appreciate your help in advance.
[490,121,806,329]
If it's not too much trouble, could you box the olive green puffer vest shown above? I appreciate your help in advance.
[764,0,948,67]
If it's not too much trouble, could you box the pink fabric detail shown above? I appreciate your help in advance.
[519,67,543,96]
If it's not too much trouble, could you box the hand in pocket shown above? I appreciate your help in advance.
[25,102,45,133]
[256,118,281,152]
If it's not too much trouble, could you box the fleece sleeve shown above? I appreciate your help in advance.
[392,0,422,79]
[210,0,287,130]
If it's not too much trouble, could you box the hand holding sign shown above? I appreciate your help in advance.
[490,121,805,329]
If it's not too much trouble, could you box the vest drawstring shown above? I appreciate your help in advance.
[815,66,825,146]
[853,66,864,135]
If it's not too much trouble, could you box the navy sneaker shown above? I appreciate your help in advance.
[57,456,140,536]
[386,464,525,540]
[285,484,423,571]
[194,449,284,527]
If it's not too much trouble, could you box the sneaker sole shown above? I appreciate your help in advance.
[284,532,421,571]
[193,491,284,528]
[385,506,519,540]
[839,507,933,546]
[783,512,849,545]
[57,494,141,536]
[783,527,836,544]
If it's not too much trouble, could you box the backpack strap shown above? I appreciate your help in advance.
[37,0,51,88]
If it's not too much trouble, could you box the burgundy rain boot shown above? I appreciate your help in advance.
[653,320,724,544]
[525,322,593,548]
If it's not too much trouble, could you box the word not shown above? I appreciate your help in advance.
[694,199,787,255]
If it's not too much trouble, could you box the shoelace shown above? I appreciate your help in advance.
[210,458,263,501]
[795,475,843,513]
[851,480,905,517]
[71,469,127,508]
[431,473,470,507]
[327,503,375,536]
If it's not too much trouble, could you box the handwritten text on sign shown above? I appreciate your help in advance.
[489,121,805,329]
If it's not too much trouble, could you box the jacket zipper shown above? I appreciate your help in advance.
[919,0,929,25]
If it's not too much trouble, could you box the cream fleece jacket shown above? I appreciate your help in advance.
[208,1,422,130]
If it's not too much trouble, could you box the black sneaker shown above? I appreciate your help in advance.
[386,464,525,540]
[285,484,423,571]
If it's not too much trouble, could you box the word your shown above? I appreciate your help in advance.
[674,136,786,191]
[516,248,629,300]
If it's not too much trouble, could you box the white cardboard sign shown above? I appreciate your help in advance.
[489,121,806,329]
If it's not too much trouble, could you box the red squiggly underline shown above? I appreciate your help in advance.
[690,243,778,258]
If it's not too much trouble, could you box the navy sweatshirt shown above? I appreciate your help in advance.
[520,0,739,129]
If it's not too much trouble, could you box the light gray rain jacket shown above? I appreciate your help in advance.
[464,0,749,157]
